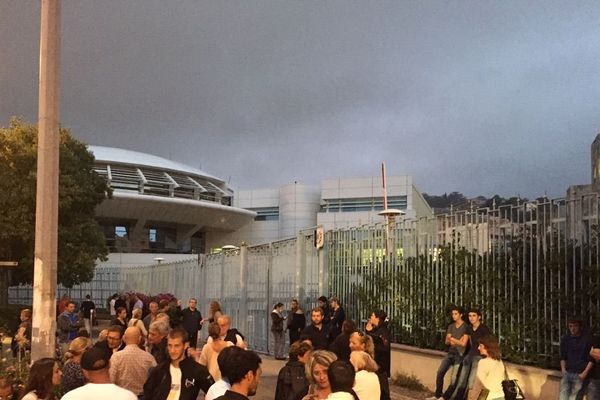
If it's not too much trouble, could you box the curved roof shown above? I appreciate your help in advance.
[89,145,222,182]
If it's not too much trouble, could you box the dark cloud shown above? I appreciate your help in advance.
[1,1,599,199]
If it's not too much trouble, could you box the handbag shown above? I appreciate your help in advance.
[502,363,525,400]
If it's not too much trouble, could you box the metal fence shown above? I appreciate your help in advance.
[8,194,599,365]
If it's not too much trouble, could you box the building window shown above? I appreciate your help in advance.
[249,207,279,221]
[321,196,407,213]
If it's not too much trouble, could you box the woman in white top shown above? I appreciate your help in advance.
[128,308,148,338]
[20,358,62,400]
[198,322,233,380]
[350,350,381,400]
[468,334,506,400]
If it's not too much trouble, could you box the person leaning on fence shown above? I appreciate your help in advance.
[427,306,468,400]
[272,302,286,360]
[451,308,492,400]
[560,317,593,400]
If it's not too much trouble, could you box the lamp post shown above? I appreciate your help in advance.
[31,0,61,360]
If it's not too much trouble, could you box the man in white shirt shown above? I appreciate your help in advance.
[61,347,137,400]
[326,360,356,400]
[205,346,242,400]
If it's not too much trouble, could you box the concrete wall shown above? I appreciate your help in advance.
[391,344,561,400]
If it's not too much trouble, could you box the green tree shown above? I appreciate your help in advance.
[0,118,111,287]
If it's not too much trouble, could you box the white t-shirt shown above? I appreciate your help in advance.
[205,379,231,400]
[167,364,182,400]
[353,370,381,400]
[61,383,137,400]
[476,358,506,399]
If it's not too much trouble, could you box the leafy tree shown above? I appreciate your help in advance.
[0,118,111,287]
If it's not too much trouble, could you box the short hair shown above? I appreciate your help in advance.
[318,296,328,303]
[479,334,502,360]
[328,360,355,393]
[311,307,323,316]
[208,322,221,339]
[341,320,356,335]
[468,308,482,317]
[329,297,340,305]
[20,308,32,319]
[189,298,197,302]
[85,294,91,299]
[116,307,127,315]
[289,341,313,360]
[449,305,463,314]
[350,350,378,372]
[167,328,188,343]
[132,308,142,319]
[372,309,387,321]
[149,301,159,307]
[274,302,284,309]
[149,320,170,336]
[568,317,583,326]
[67,300,76,307]
[305,350,337,384]
[107,325,124,337]
[217,346,243,378]
[219,348,262,384]
[218,314,231,324]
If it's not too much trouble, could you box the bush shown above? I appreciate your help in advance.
[391,371,428,392]
[0,305,26,335]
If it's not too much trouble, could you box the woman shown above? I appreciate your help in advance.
[365,310,391,377]
[11,309,32,357]
[330,320,356,361]
[198,322,233,380]
[111,307,128,331]
[301,350,337,400]
[349,331,389,400]
[19,358,62,400]
[206,301,223,323]
[272,302,286,360]
[128,308,148,338]
[350,351,381,400]
[62,337,91,394]
[468,335,506,400]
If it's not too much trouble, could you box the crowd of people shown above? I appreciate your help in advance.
[7,293,599,400]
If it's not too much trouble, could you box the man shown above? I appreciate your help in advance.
[328,297,345,341]
[451,308,491,400]
[286,299,306,344]
[80,295,96,335]
[148,320,170,364]
[109,327,157,397]
[206,346,241,400]
[132,294,143,311]
[560,318,592,400]
[300,307,329,350]
[318,296,331,326]
[326,360,356,400]
[182,298,203,348]
[427,306,467,400]
[214,348,262,400]
[144,328,214,400]
[143,301,160,330]
[94,325,125,360]
[57,300,83,354]
[61,347,137,400]
[275,341,312,400]
[208,315,247,349]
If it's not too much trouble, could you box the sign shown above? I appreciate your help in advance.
[0,261,18,267]
[314,227,325,249]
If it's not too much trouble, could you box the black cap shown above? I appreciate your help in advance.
[81,347,109,371]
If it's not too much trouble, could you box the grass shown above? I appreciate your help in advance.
[391,371,429,392]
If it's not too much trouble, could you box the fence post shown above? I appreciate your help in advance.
[295,233,306,302]
[240,243,249,339]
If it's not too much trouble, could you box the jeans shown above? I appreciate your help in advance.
[560,372,583,400]
[588,379,600,400]
[434,352,462,398]
[449,354,481,400]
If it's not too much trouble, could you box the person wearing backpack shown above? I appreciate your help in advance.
[275,341,312,400]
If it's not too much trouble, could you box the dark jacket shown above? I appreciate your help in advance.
[329,332,351,361]
[328,306,346,340]
[150,336,169,365]
[301,324,329,350]
[560,331,592,373]
[57,312,81,342]
[368,322,391,377]
[271,310,285,332]
[143,356,214,400]
[275,360,309,400]
[287,309,306,343]
[224,328,245,346]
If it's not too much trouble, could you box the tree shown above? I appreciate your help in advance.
[0,118,111,287]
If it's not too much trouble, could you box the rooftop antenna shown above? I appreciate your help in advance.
[378,163,404,256]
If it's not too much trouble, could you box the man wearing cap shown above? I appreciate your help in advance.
[144,328,214,400]
[109,327,157,397]
[61,347,137,400]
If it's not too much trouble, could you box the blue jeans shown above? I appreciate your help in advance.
[449,354,481,400]
[560,372,583,400]
[588,379,600,400]
[434,352,462,398]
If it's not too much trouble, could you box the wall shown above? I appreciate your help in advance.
[391,344,561,400]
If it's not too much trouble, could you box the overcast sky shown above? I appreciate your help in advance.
[1,1,599,198]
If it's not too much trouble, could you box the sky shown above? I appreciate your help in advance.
[1,1,600,199]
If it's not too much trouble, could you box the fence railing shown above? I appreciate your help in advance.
[8,194,599,366]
